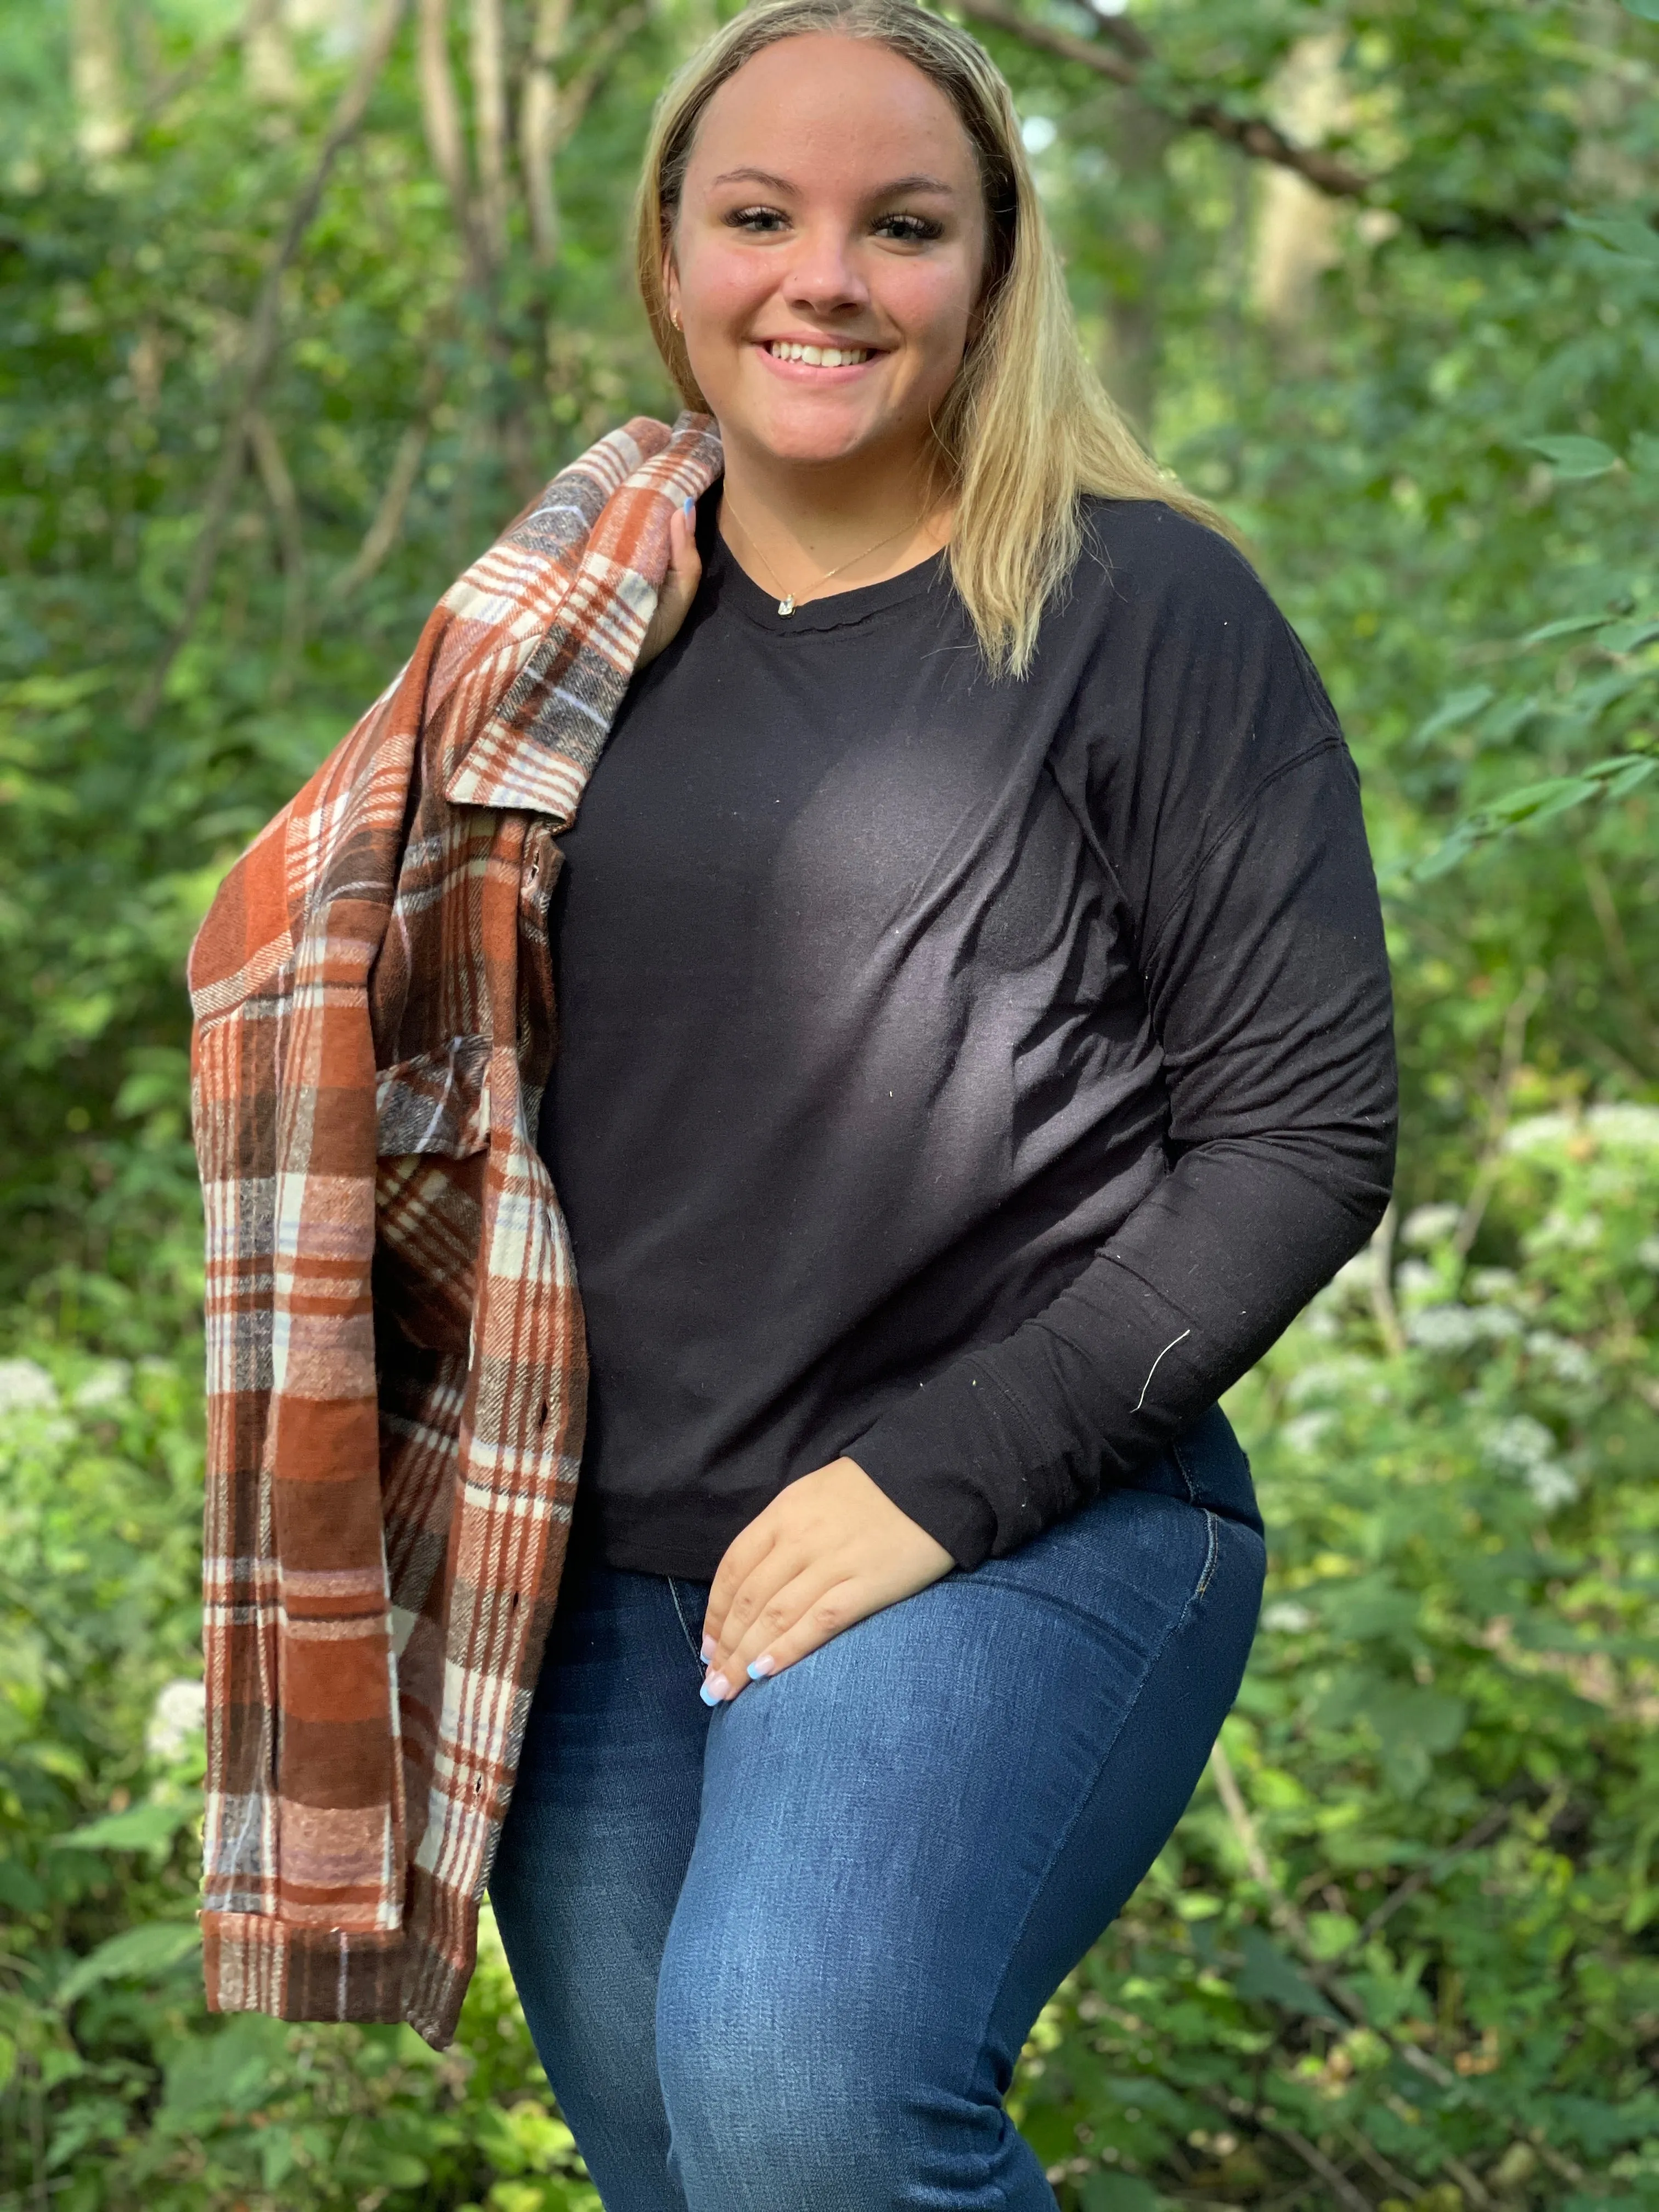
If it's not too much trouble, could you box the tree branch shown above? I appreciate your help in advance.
[951,0,1560,239]
[1368,1198,1407,1358]
[952,0,1370,196]
[1453,971,1546,1260]
[337,357,447,596]
[418,0,491,290]
[133,0,411,727]
[1204,2087,1373,2212]
[247,409,306,685]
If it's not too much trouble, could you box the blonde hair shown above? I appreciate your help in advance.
[634,0,1228,676]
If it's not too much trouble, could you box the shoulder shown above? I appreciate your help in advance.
[1065,496,1341,738]
[1074,496,1280,625]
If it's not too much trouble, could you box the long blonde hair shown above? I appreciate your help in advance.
[634,0,1227,676]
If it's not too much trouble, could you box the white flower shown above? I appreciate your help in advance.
[1637,1237,1659,1273]
[0,1358,59,1415]
[1523,1331,1597,1387]
[146,1679,206,1761]
[1485,1414,1558,1470]
[1282,1412,1334,1457]
[1483,1415,1578,1510]
[1467,1267,1520,1303]
[1531,1206,1604,1252]
[1402,1203,1462,1249]
[1261,1601,1315,1634]
[1525,1462,1579,1511]
[71,1361,132,1412]
[1407,1304,1521,1352]
[1505,1104,1659,1156]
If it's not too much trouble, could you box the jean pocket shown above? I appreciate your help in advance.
[667,1577,709,1671]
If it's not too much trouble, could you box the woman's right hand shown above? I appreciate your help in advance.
[637,498,703,671]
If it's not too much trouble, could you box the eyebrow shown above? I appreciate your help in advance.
[708,166,958,198]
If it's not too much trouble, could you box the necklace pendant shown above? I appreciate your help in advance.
[777,593,795,616]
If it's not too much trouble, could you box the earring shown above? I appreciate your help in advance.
[670,310,682,331]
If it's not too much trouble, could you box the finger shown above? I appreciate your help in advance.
[726,1572,860,1689]
[702,1515,779,1662]
[702,1543,811,1696]
[664,499,702,607]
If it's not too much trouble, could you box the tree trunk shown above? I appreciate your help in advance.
[470,0,509,270]
[70,0,129,160]
[1252,33,1346,331]
[521,0,571,268]
[244,0,299,102]
[1097,94,1175,447]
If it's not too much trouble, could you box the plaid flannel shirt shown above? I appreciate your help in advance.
[188,412,724,2047]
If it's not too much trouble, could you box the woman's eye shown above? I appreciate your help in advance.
[727,205,789,234]
[876,213,943,244]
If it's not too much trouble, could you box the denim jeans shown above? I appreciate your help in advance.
[488,1405,1265,2212]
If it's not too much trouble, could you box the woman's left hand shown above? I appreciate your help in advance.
[699,1458,956,1703]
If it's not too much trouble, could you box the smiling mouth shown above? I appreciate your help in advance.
[763,340,875,366]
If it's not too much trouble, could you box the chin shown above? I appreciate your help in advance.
[733,403,895,469]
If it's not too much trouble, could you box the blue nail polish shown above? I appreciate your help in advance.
[747,1657,774,1681]
[700,1635,714,1663]
[683,496,696,518]
[699,1680,721,1707]
[701,1672,731,1705]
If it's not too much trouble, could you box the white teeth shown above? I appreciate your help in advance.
[767,341,870,366]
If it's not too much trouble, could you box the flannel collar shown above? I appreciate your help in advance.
[442,410,725,822]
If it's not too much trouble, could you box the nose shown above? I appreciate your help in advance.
[780,218,872,320]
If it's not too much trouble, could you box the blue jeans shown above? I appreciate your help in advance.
[489,1406,1265,2212]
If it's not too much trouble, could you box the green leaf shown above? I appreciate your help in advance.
[1526,436,1620,479]
[53,1796,199,1854]
[1592,617,1659,654]
[1487,776,1601,825]
[1233,1927,1340,2019]
[160,2015,291,2120]
[57,1921,201,2007]
[1080,2177,1160,2212]
[1571,213,1659,262]
[1522,612,1619,645]
[1603,757,1657,797]
[1414,685,1493,744]
[1621,0,1659,21]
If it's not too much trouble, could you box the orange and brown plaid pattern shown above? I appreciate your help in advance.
[188,412,724,2046]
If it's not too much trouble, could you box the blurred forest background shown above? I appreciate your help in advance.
[1,0,1657,2207]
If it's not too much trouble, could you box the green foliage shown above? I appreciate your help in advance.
[2,0,1656,2204]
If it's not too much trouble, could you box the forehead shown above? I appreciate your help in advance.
[689,33,978,187]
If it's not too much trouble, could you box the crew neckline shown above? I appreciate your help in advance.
[695,486,950,635]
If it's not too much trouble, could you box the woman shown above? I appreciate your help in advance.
[188,0,1392,2201]
[484,2,1394,2206]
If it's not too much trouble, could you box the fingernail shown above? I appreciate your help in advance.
[700,1672,731,1706]
[682,496,696,518]
[700,1634,714,1663]
[746,1656,774,1681]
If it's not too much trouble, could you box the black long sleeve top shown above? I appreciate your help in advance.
[538,493,1396,1576]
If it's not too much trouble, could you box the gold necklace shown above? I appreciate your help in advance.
[722,498,929,617]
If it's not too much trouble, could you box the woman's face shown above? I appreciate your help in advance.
[665,35,988,478]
